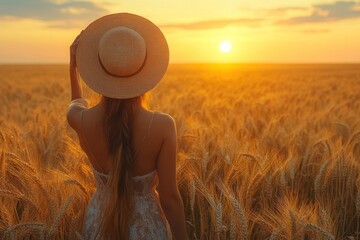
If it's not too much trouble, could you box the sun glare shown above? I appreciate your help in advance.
[219,41,232,53]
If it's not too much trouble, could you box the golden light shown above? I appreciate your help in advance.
[219,40,232,53]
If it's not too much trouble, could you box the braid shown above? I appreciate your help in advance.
[99,95,144,240]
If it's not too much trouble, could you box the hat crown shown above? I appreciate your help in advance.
[98,27,146,77]
[76,13,169,99]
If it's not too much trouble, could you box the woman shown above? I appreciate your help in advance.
[67,13,188,240]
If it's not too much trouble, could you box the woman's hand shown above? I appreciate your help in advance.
[69,30,84,100]
[70,30,83,68]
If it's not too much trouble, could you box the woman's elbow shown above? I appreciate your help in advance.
[66,111,75,129]
[159,191,183,210]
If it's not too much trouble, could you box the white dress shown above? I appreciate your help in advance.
[82,168,172,240]
[68,99,172,239]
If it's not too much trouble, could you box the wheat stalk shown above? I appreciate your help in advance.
[356,191,360,216]
[1,207,11,228]
[215,202,222,234]
[265,175,273,200]
[70,212,83,239]
[346,168,355,193]
[190,179,196,212]
[207,195,216,208]
[289,210,297,238]
[47,195,72,237]
[333,121,350,134]
[314,160,329,196]
[246,173,261,200]
[0,149,5,178]
[269,228,282,240]
[0,189,41,213]
[304,223,335,240]
[5,222,46,240]
[229,212,236,240]
[224,154,231,164]
[289,157,295,181]
[7,154,36,174]
[313,139,332,158]
[280,169,287,188]
[202,151,209,172]
[229,196,247,240]
[64,179,87,194]
[0,129,5,142]
[4,152,21,161]
[313,139,324,149]
[32,175,55,219]
[239,153,261,169]
[303,146,311,163]
[324,140,332,158]
[348,131,360,146]
[320,208,331,230]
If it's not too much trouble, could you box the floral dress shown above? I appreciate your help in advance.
[82,168,172,240]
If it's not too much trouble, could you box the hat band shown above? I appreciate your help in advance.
[98,51,148,78]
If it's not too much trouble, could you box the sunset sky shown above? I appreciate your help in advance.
[0,0,360,63]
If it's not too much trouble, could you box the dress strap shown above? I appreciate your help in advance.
[80,110,105,173]
[134,111,155,159]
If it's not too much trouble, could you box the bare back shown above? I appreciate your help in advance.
[77,103,167,177]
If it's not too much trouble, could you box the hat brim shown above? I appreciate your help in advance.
[76,13,169,99]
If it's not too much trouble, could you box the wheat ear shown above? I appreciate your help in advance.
[5,222,45,240]
[215,202,222,234]
[229,196,248,240]
[229,212,236,240]
[304,223,335,240]
[356,191,360,216]
[47,195,72,237]
[289,210,297,237]
[280,169,287,188]
[64,179,87,194]
[314,160,329,196]
[190,179,196,212]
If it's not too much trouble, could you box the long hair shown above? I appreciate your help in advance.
[99,94,146,239]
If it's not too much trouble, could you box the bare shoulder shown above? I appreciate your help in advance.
[152,111,176,137]
[154,111,175,124]
[153,111,176,127]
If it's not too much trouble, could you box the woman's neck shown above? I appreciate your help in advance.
[98,96,145,113]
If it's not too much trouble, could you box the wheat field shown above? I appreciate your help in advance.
[0,64,359,239]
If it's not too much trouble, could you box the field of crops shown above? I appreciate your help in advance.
[0,64,359,239]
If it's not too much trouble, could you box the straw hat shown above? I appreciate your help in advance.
[76,13,169,99]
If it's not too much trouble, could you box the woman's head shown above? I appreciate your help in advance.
[76,13,169,99]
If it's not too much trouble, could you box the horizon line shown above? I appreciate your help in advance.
[0,62,360,65]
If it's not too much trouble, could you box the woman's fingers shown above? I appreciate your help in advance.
[71,31,83,47]
[70,30,83,66]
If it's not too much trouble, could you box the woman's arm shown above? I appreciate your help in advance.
[69,32,83,101]
[67,31,87,131]
[157,115,188,240]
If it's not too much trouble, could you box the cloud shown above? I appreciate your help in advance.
[300,29,331,33]
[0,0,107,27]
[268,7,309,14]
[278,1,360,24]
[160,18,263,30]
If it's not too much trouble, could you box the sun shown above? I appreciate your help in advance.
[219,41,232,53]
